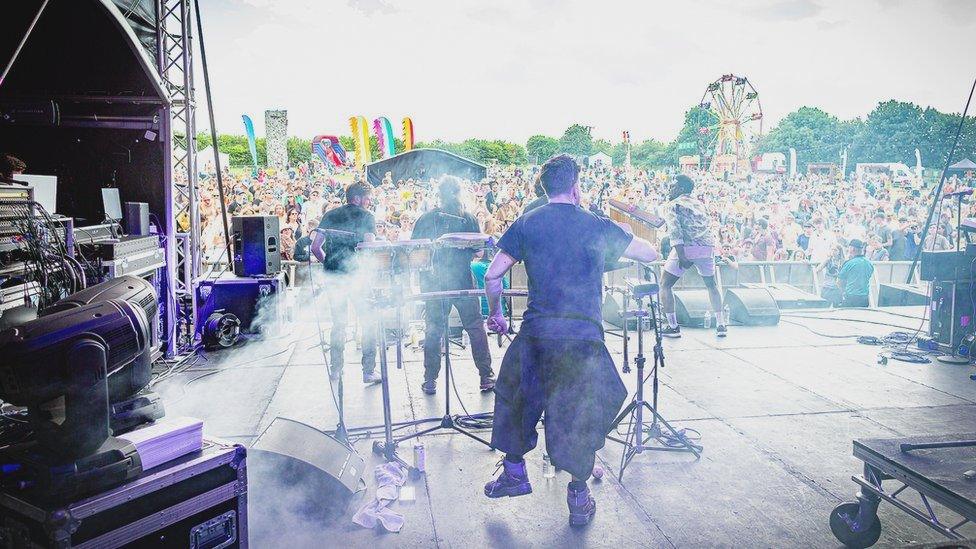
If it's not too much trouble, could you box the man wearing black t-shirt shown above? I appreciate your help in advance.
[412,176,494,395]
[311,183,380,385]
[482,154,659,527]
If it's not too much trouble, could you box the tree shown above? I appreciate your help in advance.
[287,136,311,166]
[592,138,612,155]
[754,107,851,171]
[631,139,668,168]
[558,124,593,158]
[525,135,559,164]
[661,105,715,165]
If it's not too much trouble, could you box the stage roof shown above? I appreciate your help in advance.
[0,0,167,101]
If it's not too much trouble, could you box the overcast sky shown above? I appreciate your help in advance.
[197,0,975,145]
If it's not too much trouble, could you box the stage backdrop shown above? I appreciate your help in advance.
[365,149,486,187]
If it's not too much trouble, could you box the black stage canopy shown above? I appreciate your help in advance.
[365,149,487,187]
[0,0,169,225]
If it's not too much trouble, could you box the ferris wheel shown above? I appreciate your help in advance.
[695,74,763,170]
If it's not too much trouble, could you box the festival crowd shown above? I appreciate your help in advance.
[197,159,974,283]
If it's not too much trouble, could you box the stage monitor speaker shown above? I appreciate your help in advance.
[724,287,781,326]
[878,283,928,307]
[673,289,712,328]
[232,215,280,277]
[249,417,365,523]
[123,202,150,236]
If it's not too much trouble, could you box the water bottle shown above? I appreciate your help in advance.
[702,314,712,329]
[542,454,555,479]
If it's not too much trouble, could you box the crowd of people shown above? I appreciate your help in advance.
[197,158,974,276]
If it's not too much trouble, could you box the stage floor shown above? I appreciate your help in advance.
[156,306,976,548]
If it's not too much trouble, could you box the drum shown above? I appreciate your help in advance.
[356,239,433,275]
[435,233,493,250]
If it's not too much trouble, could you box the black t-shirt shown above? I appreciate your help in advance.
[497,203,632,342]
[412,208,481,291]
[522,196,549,214]
[317,204,375,273]
[889,228,907,260]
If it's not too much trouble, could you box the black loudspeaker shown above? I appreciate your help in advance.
[878,283,928,307]
[724,287,781,326]
[249,418,365,525]
[232,215,280,276]
[123,202,150,236]
[673,289,712,327]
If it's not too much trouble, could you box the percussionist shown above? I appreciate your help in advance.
[411,176,495,395]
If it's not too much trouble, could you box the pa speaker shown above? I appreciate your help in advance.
[248,417,366,501]
[673,289,712,327]
[724,287,780,326]
[232,215,280,277]
[123,202,150,236]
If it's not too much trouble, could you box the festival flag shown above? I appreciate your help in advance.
[349,116,372,167]
[402,117,414,151]
[241,114,259,175]
[373,117,395,158]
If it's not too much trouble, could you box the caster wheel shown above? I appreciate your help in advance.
[372,441,384,456]
[830,502,881,548]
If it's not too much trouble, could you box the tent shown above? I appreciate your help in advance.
[198,147,231,171]
[364,149,487,187]
[949,159,976,171]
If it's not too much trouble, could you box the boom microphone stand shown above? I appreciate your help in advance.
[606,279,702,482]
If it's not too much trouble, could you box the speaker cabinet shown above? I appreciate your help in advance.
[673,289,712,327]
[123,202,150,236]
[724,287,781,326]
[249,417,365,526]
[232,215,281,277]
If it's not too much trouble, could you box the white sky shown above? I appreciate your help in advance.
[197,0,976,145]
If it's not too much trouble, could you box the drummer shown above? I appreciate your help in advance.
[411,176,495,395]
[311,182,381,386]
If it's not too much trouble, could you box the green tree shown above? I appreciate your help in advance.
[558,124,593,158]
[631,139,669,168]
[287,136,312,166]
[754,107,851,172]
[592,138,612,155]
[525,135,559,164]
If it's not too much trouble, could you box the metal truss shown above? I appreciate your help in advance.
[156,0,199,356]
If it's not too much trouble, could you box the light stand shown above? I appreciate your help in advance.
[606,282,702,482]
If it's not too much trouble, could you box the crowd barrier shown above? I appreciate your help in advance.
[202,259,927,315]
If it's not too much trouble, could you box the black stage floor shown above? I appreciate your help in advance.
[155,306,976,548]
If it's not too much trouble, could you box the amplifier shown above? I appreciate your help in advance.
[73,223,118,244]
[920,250,974,281]
[78,235,160,261]
[102,247,166,279]
[929,281,974,351]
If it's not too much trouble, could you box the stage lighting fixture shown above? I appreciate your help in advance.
[0,299,151,460]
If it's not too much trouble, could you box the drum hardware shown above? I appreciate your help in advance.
[606,271,702,482]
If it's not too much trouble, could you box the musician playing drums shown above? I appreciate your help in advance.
[481,154,659,527]
[411,176,495,395]
[311,182,382,385]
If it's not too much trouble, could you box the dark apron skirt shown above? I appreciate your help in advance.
[490,335,627,479]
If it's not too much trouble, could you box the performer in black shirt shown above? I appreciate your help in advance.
[482,155,659,527]
[411,176,494,395]
[311,183,381,385]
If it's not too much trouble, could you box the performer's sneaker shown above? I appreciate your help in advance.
[362,371,382,385]
[421,380,436,395]
[567,482,596,527]
[484,458,532,498]
[661,325,682,338]
[479,374,496,392]
[716,325,728,338]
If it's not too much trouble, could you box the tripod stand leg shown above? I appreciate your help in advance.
[642,401,702,456]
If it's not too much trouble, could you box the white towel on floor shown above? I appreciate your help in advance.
[352,462,409,532]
